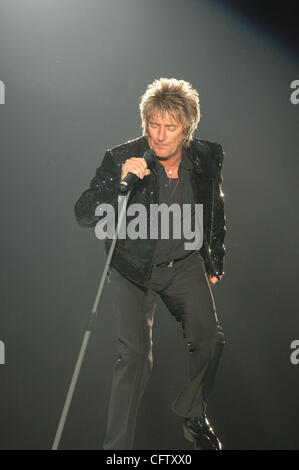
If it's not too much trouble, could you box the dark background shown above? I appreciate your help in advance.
[0,0,298,449]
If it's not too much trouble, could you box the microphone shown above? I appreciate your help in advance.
[119,149,157,193]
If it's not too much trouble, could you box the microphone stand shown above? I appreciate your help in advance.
[52,189,132,450]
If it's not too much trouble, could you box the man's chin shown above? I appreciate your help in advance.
[154,147,171,159]
[148,140,171,158]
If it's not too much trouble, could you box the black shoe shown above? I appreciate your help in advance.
[183,415,222,450]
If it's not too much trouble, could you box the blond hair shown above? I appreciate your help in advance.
[139,77,200,148]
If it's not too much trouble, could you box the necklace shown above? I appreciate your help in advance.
[157,158,181,200]
[167,161,180,195]
[163,160,180,200]
[168,178,180,199]
[165,160,180,178]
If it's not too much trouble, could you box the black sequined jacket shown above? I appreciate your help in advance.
[74,135,226,285]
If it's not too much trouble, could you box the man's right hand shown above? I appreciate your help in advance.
[121,157,151,181]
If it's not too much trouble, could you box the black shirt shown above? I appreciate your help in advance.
[151,147,197,264]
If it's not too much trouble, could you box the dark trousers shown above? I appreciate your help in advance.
[102,250,225,450]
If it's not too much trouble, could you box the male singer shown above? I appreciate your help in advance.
[74,78,226,450]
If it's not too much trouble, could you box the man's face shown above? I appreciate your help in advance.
[147,109,186,160]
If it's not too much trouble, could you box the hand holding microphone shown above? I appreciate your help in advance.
[121,158,150,180]
[119,149,156,193]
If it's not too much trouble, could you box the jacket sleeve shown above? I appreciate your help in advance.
[209,143,226,276]
[74,150,122,228]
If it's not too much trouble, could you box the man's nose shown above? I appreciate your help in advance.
[157,127,166,141]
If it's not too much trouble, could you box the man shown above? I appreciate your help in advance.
[74,78,226,450]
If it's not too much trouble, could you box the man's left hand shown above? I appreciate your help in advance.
[208,275,223,285]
